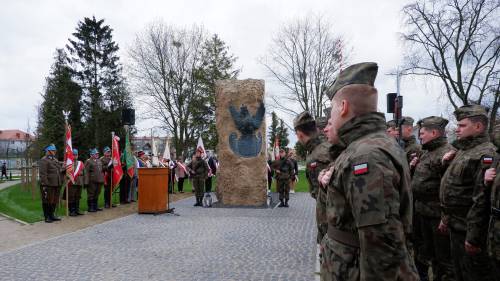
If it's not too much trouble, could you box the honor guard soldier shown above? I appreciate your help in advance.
[100,146,115,208]
[320,62,418,280]
[187,148,209,207]
[483,124,500,273]
[294,111,332,243]
[84,148,104,212]
[274,148,294,207]
[39,144,65,223]
[410,117,455,280]
[65,148,85,216]
[439,105,497,281]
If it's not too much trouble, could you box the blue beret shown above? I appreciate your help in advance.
[89,148,98,155]
[72,148,78,155]
[44,144,56,152]
[103,146,111,153]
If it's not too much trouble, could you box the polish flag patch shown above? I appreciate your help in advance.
[483,157,493,165]
[353,163,368,175]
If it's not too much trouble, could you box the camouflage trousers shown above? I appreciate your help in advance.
[488,217,500,262]
[316,187,327,244]
[320,235,360,281]
[414,215,455,281]
[449,229,497,281]
[277,179,290,200]
[39,185,61,205]
[192,178,205,200]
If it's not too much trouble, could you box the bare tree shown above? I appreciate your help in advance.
[402,0,500,132]
[260,14,347,119]
[128,22,206,156]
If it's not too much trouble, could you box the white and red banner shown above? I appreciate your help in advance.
[273,137,280,160]
[112,135,123,191]
[197,136,206,157]
[73,160,84,179]
[64,124,75,184]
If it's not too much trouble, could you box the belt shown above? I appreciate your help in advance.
[492,207,500,219]
[327,227,360,248]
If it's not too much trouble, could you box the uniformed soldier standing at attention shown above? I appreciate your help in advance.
[483,124,500,273]
[39,144,65,223]
[84,148,104,212]
[293,111,331,243]
[274,148,294,207]
[439,105,497,281]
[67,148,85,216]
[410,116,455,280]
[401,116,422,166]
[187,148,209,207]
[320,62,418,280]
[100,146,115,208]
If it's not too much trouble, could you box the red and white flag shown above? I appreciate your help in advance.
[197,136,206,158]
[273,137,280,160]
[112,135,123,191]
[64,124,75,184]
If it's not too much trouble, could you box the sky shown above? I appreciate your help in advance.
[0,0,447,146]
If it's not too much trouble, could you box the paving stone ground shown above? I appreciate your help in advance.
[0,193,317,281]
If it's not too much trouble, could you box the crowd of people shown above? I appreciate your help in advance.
[295,62,500,281]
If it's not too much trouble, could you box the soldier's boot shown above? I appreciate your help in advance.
[42,203,53,223]
[88,200,96,212]
[95,199,103,211]
[194,198,201,207]
[279,199,285,207]
[50,204,61,221]
[69,202,78,216]
[75,201,84,215]
[284,199,289,207]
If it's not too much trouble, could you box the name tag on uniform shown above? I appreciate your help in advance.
[483,157,493,165]
[353,163,368,175]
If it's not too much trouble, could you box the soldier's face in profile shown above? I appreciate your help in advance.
[386,127,399,138]
[324,118,339,144]
[456,118,480,140]
[419,127,435,144]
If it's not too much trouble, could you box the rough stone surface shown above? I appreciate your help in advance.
[0,193,316,281]
[215,79,267,206]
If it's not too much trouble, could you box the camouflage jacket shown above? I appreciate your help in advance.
[411,137,452,218]
[440,134,496,246]
[84,157,104,185]
[305,135,331,199]
[489,157,500,259]
[188,157,209,179]
[39,156,64,187]
[273,157,294,181]
[404,135,422,163]
[325,112,417,280]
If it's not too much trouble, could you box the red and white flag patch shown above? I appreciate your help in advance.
[353,163,368,175]
[483,157,493,165]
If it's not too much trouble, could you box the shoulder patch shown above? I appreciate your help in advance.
[483,156,493,165]
[353,163,368,175]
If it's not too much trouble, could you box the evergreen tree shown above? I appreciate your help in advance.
[37,49,82,158]
[277,119,289,148]
[66,16,132,150]
[294,142,306,160]
[193,34,239,150]
[268,111,279,147]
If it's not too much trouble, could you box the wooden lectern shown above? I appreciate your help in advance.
[138,167,169,214]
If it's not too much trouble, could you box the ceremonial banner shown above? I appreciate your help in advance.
[112,135,123,191]
[64,124,75,184]
[123,131,135,178]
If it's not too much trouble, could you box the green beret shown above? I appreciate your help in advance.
[401,116,415,126]
[316,117,327,129]
[454,104,489,121]
[386,120,397,128]
[417,116,448,129]
[493,123,500,148]
[326,62,378,100]
[293,111,316,129]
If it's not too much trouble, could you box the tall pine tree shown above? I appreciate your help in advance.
[37,49,82,158]
[66,16,132,150]
[277,119,289,148]
[268,111,280,147]
[193,34,239,150]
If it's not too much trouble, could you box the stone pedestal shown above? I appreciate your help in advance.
[215,79,267,207]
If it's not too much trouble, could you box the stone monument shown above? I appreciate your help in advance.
[215,79,267,207]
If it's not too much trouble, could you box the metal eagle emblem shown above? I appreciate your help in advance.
[229,102,265,158]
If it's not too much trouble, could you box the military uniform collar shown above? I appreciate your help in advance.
[337,112,386,147]
[304,135,322,153]
[422,136,447,151]
[452,133,490,150]
[328,144,344,159]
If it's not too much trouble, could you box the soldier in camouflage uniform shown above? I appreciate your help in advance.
[320,62,418,281]
[293,111,332,243]
[483,124,500,273]
[39,144,65,223]
[439,105,497,281]
[386,119,399,139]
[187,148,209,207]
[410,116,455,281]
[401,116,422,165]
[84,148,104,212]
[316,107,331,142]
[274,148,294,207]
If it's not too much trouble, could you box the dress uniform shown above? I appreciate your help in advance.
[38,144,65,223]
[100,147,115,208]
[187,148,209,207]
[84,148,104,212]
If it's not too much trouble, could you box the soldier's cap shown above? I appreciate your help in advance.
[44,144,56,152]
[293,111,316,130]
[316,117,327,128]
[386,120,397,128]
[493,123,500,148]
[103,146,111,153]
[72,148,78,155]
[454,104,489,121]
[401,116,415,126]
[326,62,378,100]
[417,116,449,129]
[89,148,99,155]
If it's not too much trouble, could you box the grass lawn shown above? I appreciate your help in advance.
[0,171,308,223]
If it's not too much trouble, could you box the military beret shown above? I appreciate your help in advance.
[386,120,397,128]
[293,111,316,129]
[454,104,489,121]
[417,116,449,129]
[103,146,111,153]
[401,116,415,126]
[89,148,98,155]
[72,148,78,155]
[44,144,56,152]
[493,123,500,148]
[326,62,378,100]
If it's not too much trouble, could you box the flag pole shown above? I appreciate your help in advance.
[63,110,70,217]
[111,131,115,208]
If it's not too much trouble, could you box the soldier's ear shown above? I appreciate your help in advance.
[340,99,349,118]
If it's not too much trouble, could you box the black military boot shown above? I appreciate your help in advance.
[95,199,103,211]
[69,203,78,216]
[75,201,84,215]
[279,200,285,207]
[50,204,61,221]
[284,200,289,207]
[88,200,96,212]
[43,203,53,223]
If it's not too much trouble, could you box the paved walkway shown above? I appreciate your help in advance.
[0,180,20,191]
[0,193,317,281]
